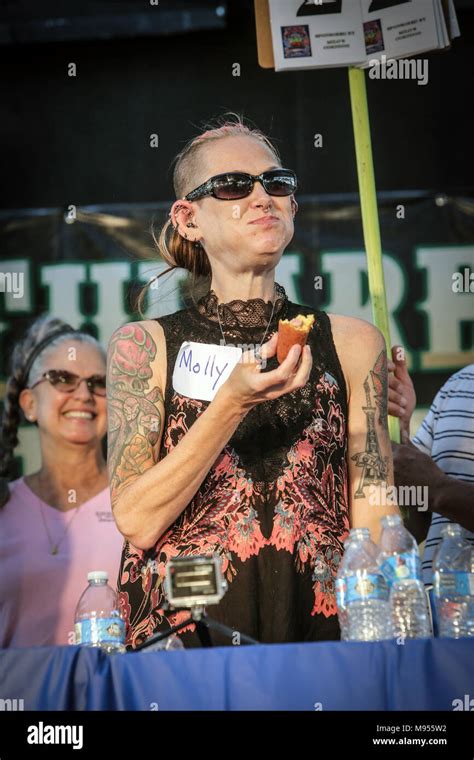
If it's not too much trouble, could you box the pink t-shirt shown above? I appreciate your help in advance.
[0,476,124,648]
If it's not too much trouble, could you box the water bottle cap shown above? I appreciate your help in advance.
[440,523,463,536]
[87,570,108,582]
[381,514,402,527]
[349,527,370,538]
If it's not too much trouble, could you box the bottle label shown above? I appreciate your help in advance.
[380,552,421,584]
[336,578,346,609]
[434,571,474,597]
[336,574,389,605]
[75,617,125,646]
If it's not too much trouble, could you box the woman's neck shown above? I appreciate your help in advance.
[26,447,108,511]
[209,272,276,304]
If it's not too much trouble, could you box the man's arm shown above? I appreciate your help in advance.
[388,358,474,535]
[392,440,474,532]
[334,317,401,544]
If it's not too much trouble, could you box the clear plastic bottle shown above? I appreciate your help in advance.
[336,527,393,641]
[74,570,126,654]
[377,514,431,639]
[433,523,474,639]
[141,633,185,652]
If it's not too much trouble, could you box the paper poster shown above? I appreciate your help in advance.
[268,0,367,71]
[360,0,440,63]
[268,0,451,71]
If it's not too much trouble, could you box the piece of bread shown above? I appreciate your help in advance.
[277,314,315,364]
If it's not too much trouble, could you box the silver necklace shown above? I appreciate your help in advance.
[32,476,84,555]
[216,284,278,353]
[38,495,83,555]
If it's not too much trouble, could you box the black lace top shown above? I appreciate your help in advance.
[118,283,350,648]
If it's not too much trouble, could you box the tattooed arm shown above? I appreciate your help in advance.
[106,320,165,544]
[106,320,249,550]
[332,316,401,544]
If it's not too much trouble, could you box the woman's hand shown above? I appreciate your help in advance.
[216,332,312,413]
[388,344,416,442]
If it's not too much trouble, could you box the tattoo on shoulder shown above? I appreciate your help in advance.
[350,349,389,498]
[107,323,164,500]
[370,349,388,432]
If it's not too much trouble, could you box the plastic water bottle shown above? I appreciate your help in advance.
[377,514,431,639]
[336,527,392,641]
[141,633,185,652]
[433,524,474,638]
[74,570,126,654]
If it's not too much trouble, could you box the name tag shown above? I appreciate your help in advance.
[172,341,243,402]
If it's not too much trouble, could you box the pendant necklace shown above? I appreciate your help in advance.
[37,491,83,555]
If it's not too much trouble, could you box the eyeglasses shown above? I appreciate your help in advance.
[184,169,298,202]
[29,369,107,396]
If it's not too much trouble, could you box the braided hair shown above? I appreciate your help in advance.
[0,314,105,508]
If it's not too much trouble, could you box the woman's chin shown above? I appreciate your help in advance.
[251,237,285,255]
[248,228,289,254]
[60,431,102,446]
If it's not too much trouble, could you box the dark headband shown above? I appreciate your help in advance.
[21,326,78,387]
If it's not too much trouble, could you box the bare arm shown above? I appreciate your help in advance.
[111,390,247,550]
[392,440,474,533]
[107,325,312,551]
[340,319,401,544]
[107,320,246,550]
[432,476,474,532]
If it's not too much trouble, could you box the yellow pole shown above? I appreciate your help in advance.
[348,66,400,443]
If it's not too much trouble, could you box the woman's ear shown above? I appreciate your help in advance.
[18,388,35,423]
[170,200,196,237]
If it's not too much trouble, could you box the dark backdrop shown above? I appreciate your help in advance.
[1,0,474,210]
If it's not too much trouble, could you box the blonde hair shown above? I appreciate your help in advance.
[135,112,282,317]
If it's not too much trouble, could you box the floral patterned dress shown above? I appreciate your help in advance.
[118,283,350,648]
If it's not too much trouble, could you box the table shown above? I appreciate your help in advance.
[1,638,473,711]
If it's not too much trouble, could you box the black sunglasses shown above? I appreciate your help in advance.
[184,169,298,202]
[29,369,107,396]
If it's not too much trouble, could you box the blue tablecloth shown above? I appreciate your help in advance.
[1,639,473,711]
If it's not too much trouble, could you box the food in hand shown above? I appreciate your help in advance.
[277,314,315,364]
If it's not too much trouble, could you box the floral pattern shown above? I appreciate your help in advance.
[118,301,350,649]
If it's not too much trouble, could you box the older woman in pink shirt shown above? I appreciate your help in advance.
[0,315,124,648]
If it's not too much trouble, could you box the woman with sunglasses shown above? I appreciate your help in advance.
[0,315,124,647]
[108,115,400,649]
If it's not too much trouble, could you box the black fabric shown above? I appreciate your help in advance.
[118,283,351,649]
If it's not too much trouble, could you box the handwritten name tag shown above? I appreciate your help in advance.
[172,341,243,402]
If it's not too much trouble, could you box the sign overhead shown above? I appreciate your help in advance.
[266,0,459,71]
